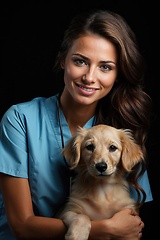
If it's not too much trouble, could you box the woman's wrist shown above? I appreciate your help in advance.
[89,219,113,240]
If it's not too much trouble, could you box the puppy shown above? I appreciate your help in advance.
[60,124,144,240]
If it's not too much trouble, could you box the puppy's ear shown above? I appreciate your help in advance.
[62,127,85,169]
[119,129,144,172]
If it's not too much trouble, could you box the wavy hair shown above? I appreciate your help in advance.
[53,9,152,207]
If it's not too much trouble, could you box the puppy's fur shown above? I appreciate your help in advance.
[60,124,144,240]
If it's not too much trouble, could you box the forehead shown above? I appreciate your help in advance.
[68,34,117,62]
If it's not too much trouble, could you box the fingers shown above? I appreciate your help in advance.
[123,208,145,239]
[127,208,144,227]
[139,221,144,228]
[138,221,144,239]
[128,208,145,239]
[138,231,143,239]
[129,208,138,216]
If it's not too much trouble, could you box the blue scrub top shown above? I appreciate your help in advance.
[0,94,153,239]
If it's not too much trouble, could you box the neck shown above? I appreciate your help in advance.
[59,91,98,135]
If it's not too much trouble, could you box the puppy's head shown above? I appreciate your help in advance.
[62,124,144,177]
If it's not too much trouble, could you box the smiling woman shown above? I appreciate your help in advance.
[61,34,118,109]
[0,8,153,240]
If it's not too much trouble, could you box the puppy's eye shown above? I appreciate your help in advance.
[109,145,117,152]
[86,144,95,152]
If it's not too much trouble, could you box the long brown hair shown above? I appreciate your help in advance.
[54,9,152,207]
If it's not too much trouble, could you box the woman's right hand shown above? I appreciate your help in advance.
[89,208,144,240]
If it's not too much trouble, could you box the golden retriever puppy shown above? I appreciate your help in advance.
[60,124,144,240]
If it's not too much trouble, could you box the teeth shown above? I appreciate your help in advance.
[79,85,95,92]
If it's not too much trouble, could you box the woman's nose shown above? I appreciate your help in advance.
[82,70,96,84]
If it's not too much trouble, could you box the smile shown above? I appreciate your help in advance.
[76,83,99,92]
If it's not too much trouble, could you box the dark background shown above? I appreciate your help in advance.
[1,1,159,239]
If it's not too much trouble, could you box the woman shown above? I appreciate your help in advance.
[0,9,152,239]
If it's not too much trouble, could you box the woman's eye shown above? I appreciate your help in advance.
[74,59,86,66]
[101,65,111,72]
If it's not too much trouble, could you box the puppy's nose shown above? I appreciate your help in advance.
[95,162,107,173]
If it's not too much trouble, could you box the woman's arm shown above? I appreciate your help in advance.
[89,208,144,240]
[0,173,67,240]
[0,173,144,240]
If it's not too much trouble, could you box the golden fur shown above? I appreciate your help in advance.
[59,124,144,240]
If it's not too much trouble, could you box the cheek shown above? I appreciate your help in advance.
[100,73,117,88]
[63,68,77,86]
[63,68,72,87]
[63,62,84,83]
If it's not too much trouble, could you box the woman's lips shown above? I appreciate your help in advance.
[76,83,99,96]
[76,83,99,94]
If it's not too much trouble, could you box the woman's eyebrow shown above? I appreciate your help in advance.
[72,53,117,65]
[100,60,117,65]
[72,53,89,60]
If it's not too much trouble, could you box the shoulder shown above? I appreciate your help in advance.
[0,94,59,129]
[2,95,58,119]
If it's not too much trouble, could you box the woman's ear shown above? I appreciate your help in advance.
[60,61,65,69]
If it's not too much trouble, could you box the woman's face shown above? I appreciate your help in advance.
[62,34,118,106]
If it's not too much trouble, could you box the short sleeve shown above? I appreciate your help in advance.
[0,105,29,178]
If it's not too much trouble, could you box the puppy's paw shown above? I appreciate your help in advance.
[65,214,91,240]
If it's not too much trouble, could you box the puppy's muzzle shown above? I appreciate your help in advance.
[95,162,107,173]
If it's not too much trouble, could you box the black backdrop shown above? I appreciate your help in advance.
[1,1,159,239]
